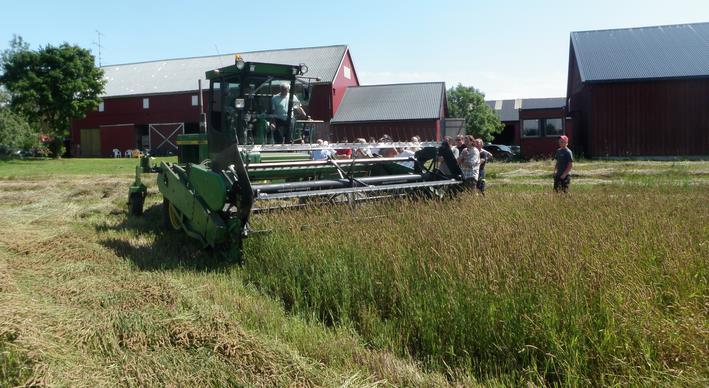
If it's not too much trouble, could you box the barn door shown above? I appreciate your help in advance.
[80,128,101,157]
[149,122,184,155]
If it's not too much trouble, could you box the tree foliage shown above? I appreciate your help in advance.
[447,84,503,141]
[0,36,105,155]
[0,109,38,155]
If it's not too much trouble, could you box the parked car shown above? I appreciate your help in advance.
[483,144,515,161]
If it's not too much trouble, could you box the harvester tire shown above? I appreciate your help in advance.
[129,192,145,216]
[162,198,182,231]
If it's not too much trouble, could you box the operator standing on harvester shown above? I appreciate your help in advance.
[271,83,309,143]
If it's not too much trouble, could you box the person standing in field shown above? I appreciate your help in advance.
[438,136,460,176]
[553,135,573,193]
[457,135,480,190]
[475,138,493,195]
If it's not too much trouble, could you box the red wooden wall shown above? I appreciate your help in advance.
[330,119,440,142]
[519,107,569,159]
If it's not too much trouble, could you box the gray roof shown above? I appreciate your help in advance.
[486,99,519,122]
[571,22,709,83]
[331,82,446,123]
[101,45,349,98]
[522,97,566,110]
[486,98,566,122]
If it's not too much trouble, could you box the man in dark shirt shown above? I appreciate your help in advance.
[455,135,466,153]
[554,135,573,193]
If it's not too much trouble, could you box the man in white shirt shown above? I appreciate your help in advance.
[271,83,308,143]
[457,135,480,190]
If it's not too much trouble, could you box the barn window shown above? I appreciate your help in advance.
[522,119,540,137]
[191,95,198,106]
[344,66,351,80]
[543,118,564,137]
[142,98,150,109]
[98,101,104,112]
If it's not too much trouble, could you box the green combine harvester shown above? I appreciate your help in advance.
[128,56,463,260]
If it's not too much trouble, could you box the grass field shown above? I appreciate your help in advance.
[0,158,707,386]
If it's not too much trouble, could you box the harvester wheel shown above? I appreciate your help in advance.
[162,198,183,231]
[128,192,145,216]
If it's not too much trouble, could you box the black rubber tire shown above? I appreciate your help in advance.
[128,192,144,216]
[162,198,182,231]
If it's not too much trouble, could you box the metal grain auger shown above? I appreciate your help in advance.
[128,57,464,260]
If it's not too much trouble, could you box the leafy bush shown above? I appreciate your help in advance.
[0,107,38,156]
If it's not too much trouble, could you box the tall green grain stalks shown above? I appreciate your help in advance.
[245,186,708,385]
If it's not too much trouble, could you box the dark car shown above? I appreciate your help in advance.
[483,144,515,161]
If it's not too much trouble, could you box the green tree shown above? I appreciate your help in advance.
[0,107,38,156]
[447,84,503,141]
[0,36,105,157]
[0,88,38,156]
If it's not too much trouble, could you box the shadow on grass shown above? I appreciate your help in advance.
[95,203,236,272]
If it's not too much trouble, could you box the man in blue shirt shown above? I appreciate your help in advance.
[271,84,309,143]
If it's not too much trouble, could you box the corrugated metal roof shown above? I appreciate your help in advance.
[486,99,518,122]
[521,97,566,110]
[101,45,348,97]
[571,22,709,83]
[331,82,446,123]
[486,97,566,122]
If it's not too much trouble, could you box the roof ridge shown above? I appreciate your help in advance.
[571,21,709,35]
[355,81,445,88]
[486,97,565,102]
[102,44,348,68]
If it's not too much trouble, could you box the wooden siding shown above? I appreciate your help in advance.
[518,108,568,159]
[330,120,440,142]
[331,50,360,119]
[307,84,334,121]
[72,92,203,156]
[567,41,709,157]
[587,79,709,156]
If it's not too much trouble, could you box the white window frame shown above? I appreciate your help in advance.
[343,66,351,80]
[191,95,198,106]
[142,98,150,109]
[98,101,104,112]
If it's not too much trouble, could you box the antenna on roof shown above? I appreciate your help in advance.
[93,30,104,67]
[214,44,224,67]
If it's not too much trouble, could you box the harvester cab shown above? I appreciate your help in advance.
[128,56,463,261]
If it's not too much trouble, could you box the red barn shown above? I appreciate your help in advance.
[487,98,572,159]
[567,22,709,157]
[330,82,448,142]
[70,45,359,157]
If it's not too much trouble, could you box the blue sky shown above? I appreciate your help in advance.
[2,0,707,99]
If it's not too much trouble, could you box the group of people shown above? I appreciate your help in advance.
[310,136,422,168]
[307,133,573,195]
[438,135,493,194]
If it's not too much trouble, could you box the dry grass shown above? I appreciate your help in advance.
[0,173,452,387]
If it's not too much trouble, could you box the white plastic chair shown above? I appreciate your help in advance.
[112,148,121,158]
[124,149,133,158]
